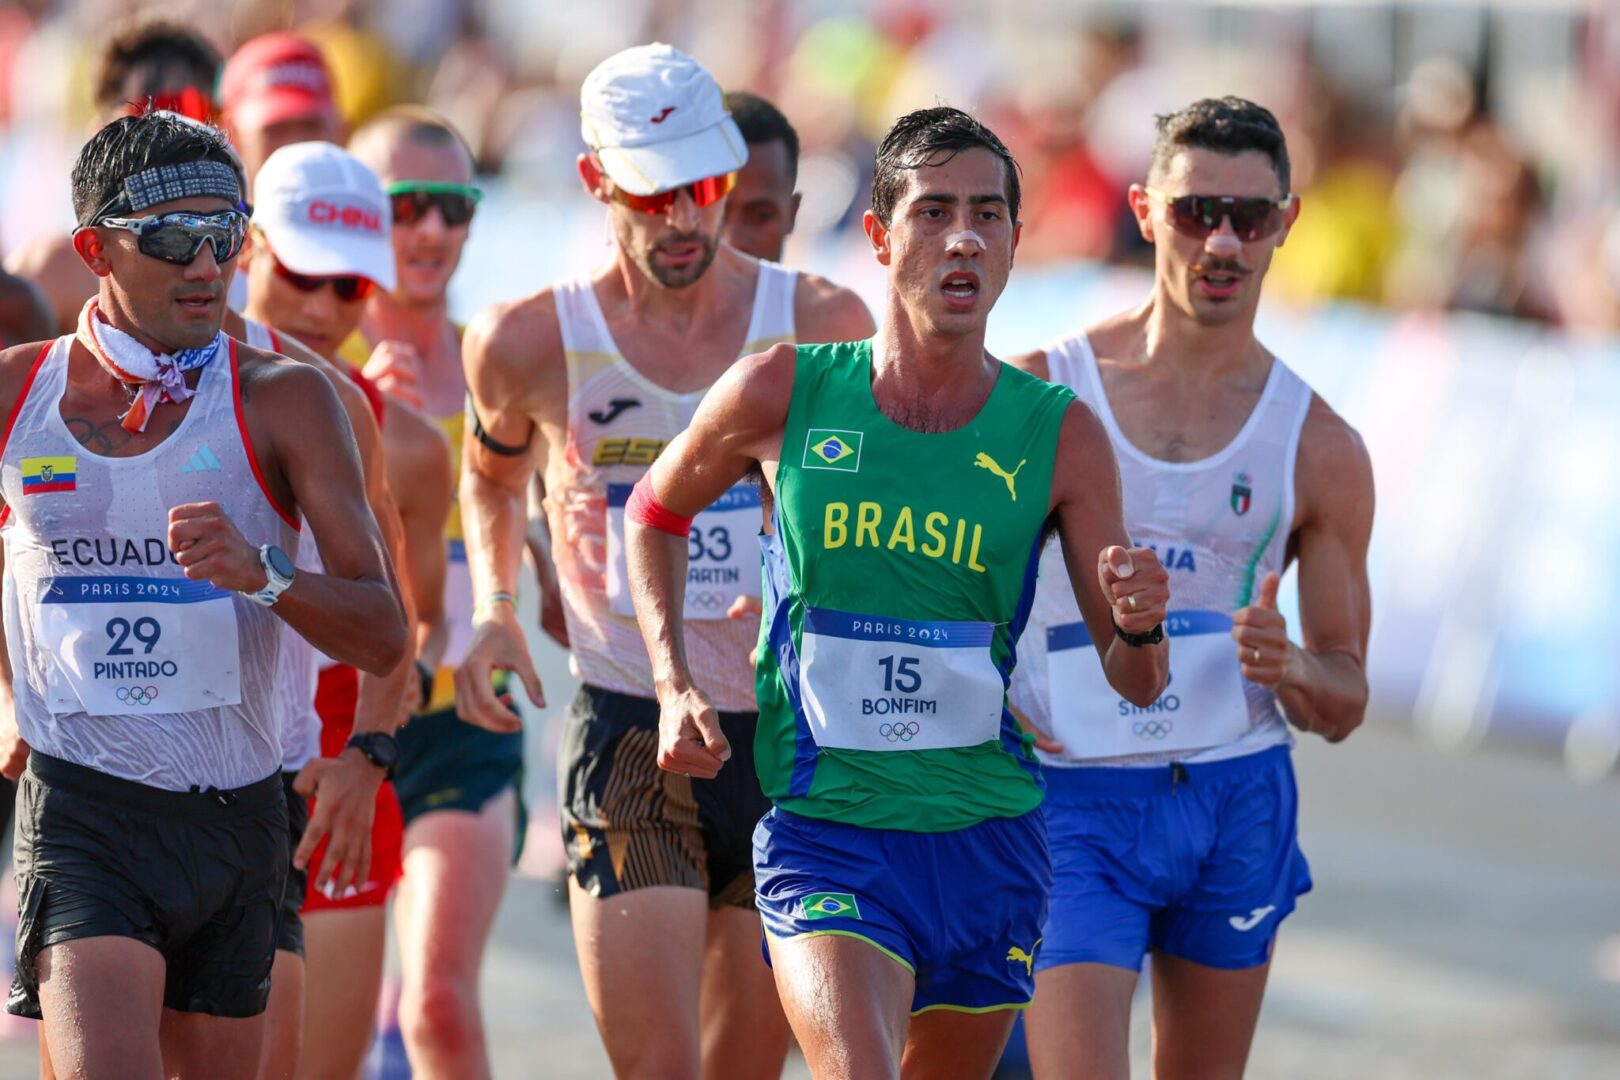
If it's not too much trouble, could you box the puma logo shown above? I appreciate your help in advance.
[1229,905,1276,932]
[1006,939,1041,976]
[588,398,642,425]
[650,106,676,124]
[974,452,1027,501]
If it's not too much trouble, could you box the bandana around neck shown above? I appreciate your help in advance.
[75,298,224,433]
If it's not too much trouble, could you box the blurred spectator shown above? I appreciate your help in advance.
[4,16,223,332]
[721,90,799,263]
[221,31,344,192]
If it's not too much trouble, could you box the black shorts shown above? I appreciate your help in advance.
[395,704,526,862]
[7,753,288,1020]
[277,771,308,957]
[561,685,770,909]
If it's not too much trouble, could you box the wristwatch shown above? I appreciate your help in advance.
[346,732,400,779]
[244,544,296,607]
[1111,617,1165,648]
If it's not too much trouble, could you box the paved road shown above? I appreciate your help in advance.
[2,659,1616,1078]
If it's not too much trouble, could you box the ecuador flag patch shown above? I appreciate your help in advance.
[21,456,77,495]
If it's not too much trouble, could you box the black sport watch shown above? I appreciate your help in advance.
[1111,617,1165,648]
[346,732,400,778]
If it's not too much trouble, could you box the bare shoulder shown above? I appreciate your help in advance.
[264,328,374,429]
[1296,393,1374,524]
[463,288,565,408]
[382,397,452,473]
[1004,347,1049,380]
[237,341,341,411]
[0,340,53,424]
[709,340,797,428]
[793,271,876,344]
[1051,396,1118,510]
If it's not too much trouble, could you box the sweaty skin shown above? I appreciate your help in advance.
[622,145,1167,1080]
[1009,144,1374,1080]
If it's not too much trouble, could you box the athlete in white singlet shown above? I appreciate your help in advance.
[1008,97,1375,1080]
[0,111,404,1079]
[457,44,873,1079]
[240,140,449,1080]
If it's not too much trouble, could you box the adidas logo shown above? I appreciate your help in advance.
[181,446,222,474]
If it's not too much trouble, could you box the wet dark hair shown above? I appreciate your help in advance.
[871,107,1021,227]
[725,91,799,181]
[72,111,239,224]
[1150,97,1291,192]
[91,19,221,114]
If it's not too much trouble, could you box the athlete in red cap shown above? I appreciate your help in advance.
[220,33,345,197]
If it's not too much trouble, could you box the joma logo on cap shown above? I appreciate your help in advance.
[650,106,676,124]
[308,201,381,232]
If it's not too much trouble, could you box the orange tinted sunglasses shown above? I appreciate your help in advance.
[607,171,738,215]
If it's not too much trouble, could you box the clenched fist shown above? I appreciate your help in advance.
[1097,545,1170,636]
[168,503,266,593]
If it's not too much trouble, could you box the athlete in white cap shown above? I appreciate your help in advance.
[241,140,452,1080]
[1009,98,1374,1080]
[0,111,405,1078]
[458,43,873,1078]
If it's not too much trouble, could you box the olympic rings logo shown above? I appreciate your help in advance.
[117,685,160,706]
[879,722,920,743]
[687,592,732,611]
[1132,719,1172,739]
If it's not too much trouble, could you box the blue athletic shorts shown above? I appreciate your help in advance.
[1037,745,1312,974]
[754,807,1050,1014]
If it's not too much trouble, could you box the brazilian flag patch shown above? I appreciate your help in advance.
[802,891,862,921]
[803,429,863,473]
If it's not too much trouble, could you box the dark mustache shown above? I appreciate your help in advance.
[1191,258,1249,275]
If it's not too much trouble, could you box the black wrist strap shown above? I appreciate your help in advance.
[347,732,398,779]
[1111,618,1164,648]
[469,395,531,457]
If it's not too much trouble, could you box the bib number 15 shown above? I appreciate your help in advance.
[878,655,922,694]
[106,616,162,656]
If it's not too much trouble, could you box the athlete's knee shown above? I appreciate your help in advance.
[401,979,482,1055]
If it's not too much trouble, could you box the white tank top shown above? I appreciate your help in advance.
[241,317,322,771]
[1008,332,1313,767]
[544,261,797,711]
[0,335,298,790]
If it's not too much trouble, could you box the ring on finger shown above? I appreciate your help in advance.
[1250,647,1260,663]
[1127,594,1137,611]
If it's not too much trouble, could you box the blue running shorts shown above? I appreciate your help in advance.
[754,807,1050,1014]
[1037,746,1312,974]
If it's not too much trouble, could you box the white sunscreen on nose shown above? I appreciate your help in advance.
[944,230,986,253]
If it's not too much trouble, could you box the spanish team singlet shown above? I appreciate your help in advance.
[241,318,321,772]
[0,336,298,790]
[546,262,797,712]
[1008,333,1313,765]
[757,340,1074,831]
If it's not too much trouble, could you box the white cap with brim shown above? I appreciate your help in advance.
[580,42,748,197]
[251,141,397,291]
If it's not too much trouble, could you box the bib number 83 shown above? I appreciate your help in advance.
[106,616,162,656]
[688,526,732,563]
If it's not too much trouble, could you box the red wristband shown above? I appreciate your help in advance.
[626,473,693,538]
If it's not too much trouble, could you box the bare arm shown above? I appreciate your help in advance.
[454,298,558,730]
[383,402,453,673]
[1050,401,1170,708]
[628,343,795,778]
[172,359,407,675]
[1233,403,1374,742]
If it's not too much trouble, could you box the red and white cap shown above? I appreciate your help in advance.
[221,32,339,132]
[252,142,395,290]
[580,43,747,197]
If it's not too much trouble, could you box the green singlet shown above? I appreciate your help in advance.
[755,339,1075,832]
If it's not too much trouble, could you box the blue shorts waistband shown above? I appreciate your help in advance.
[1043,745,1291,798]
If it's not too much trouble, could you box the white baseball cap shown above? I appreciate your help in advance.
[580,43,748,197]
[251,142,397,291]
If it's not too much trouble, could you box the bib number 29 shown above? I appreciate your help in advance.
[106,616,162,656]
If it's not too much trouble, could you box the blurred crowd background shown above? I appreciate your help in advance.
[1,0,1618,331]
